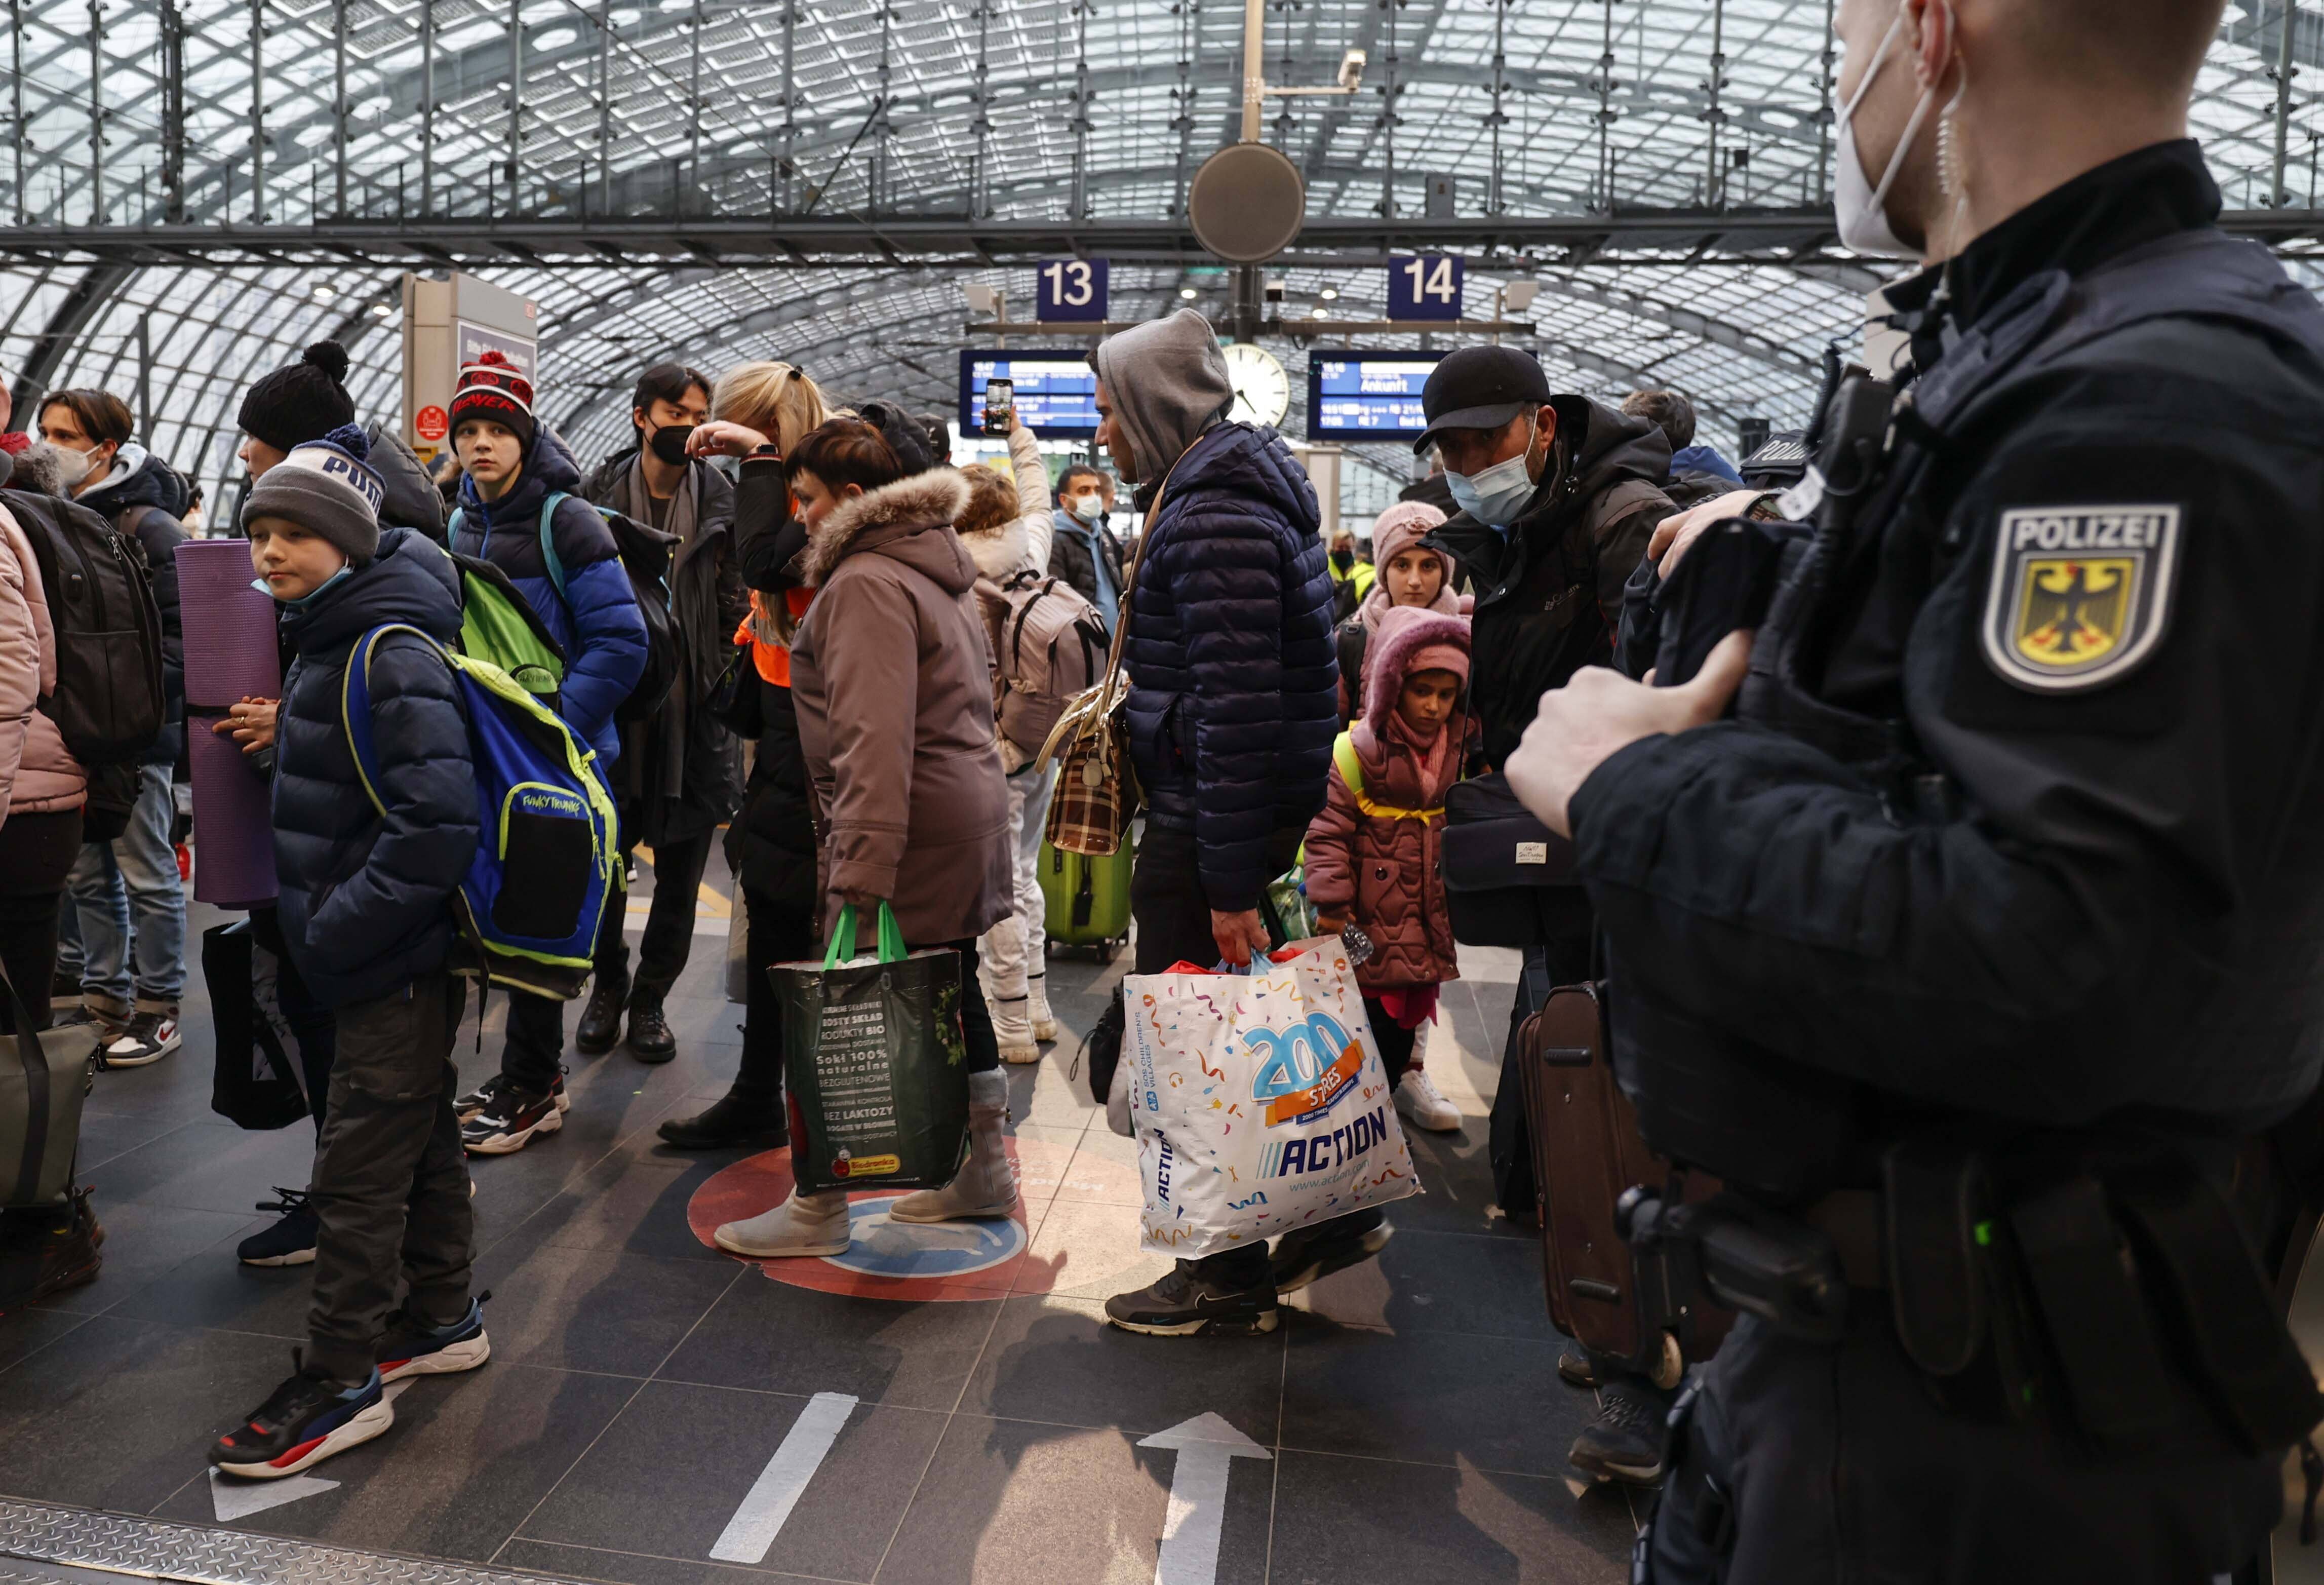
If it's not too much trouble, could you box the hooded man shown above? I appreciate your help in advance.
[1079,308,1345,1340]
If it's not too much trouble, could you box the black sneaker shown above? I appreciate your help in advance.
[238,1189,319,1267]
[574,977,626,1055]
[454,1068,570,1123]
[376,1293,492,1381]
[1568,1375,1671,1487]
[210,1354,393,1479]
[1270,1212,1391,1296]
[0,1187,103,1318]
[99,1010,180,1069]
[1104,1260,1279,1337]
[657,1092,789,1150]
[460,1075,566,1155]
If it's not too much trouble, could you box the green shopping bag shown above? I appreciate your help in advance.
[773,902,972,1194]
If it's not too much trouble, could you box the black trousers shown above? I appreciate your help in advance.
[1363,996,1418,1091]
[593,827,716,1000]
[733,882,815,1103]
[0,809,83,1031]
[305,969,472,1383]
[1645,1311,2280,1584]
[501,989,565,1093]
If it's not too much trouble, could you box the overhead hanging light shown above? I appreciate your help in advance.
[1310,305,1329,319]
[1178,286,1198,299]
[1319,287,1339,301]
[370,301,393,318]
[311,284,336,300]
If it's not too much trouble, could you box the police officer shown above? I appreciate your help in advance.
[1506,0,2324,1578]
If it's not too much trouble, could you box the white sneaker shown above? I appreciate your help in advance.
[1395,1068,1463,1132]
[714,1190,850,1257]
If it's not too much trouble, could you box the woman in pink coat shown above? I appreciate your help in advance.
[1303,606,1472,1120]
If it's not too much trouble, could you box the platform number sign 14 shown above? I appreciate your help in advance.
[1388,254,1465,322]
[1036,257,1109,323]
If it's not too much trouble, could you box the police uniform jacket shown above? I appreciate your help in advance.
[1570,140,2324,1175]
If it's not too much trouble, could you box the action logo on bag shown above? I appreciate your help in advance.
[1980,504,2180,692]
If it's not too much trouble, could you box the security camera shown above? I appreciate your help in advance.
[1264,278,1287,304]
[963,283,999,316]
[1338,49,1367,91]
[1505,281,1540,314]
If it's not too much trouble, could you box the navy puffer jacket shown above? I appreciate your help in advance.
[1123,423,1336,912]
[272,528,480,1008]
[450,428,648,767]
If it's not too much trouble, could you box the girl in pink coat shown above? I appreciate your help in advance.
[1303,606,1473,1124]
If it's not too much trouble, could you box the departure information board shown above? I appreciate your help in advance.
[1306,352,1446,442]
[958,351,1101,438]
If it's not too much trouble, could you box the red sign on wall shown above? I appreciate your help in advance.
[415,405,449,442]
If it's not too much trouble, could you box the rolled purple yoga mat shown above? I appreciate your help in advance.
[176,538,281,908]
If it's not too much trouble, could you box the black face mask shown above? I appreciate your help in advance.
[647,423,695,466]
[1331,548,1354,572]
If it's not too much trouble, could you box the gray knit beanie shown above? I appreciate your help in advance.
[239,421,384,565]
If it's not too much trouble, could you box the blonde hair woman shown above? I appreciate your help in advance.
[657,361,834,1153]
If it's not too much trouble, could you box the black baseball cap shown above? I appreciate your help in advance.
[1412,345,1553,456]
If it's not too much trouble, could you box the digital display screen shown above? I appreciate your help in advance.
[958,351,1101,438]
[1306,353,1446,441]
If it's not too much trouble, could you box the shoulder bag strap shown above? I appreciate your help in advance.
[534,492,572,602]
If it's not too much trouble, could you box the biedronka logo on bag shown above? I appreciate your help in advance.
[1126,940,1417,1258]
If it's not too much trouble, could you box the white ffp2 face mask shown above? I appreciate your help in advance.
[1833,6,1946,258]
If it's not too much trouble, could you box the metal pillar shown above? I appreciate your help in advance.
[969,0,990,218]
[1594,0,1616,213]
[421,0,436,216]
[778,0,797,211]
[333,0,348,216]
[1069,0,1092,217]
[872,3,894,213]
[595,0,612,214]
[1487,0,1509,214]
[2273,0,2301,209]
[1240,0,1264,141]
[135,311,150,444]
[507,0,524,207]
[1169,0,1195,216]
[1704,0,1727,209]
[1816,0,1834,203]
[10,0,25,224]
[159,0,184,221]
[1380,0,1399,217]
[685,0,703,212]
[249,0,265,221]
[85,0,103,221]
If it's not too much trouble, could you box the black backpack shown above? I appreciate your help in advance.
[450,492,679,726]
[0,488,166,766]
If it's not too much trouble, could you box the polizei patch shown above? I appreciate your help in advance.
[1980,505,2181,692]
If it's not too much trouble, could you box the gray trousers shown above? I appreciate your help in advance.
[305,970,473,1383]
[1645,1310,2280,1584]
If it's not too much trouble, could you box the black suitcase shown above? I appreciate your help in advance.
[1441,774,1593,948]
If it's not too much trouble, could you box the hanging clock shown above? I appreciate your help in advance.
[1223,342,1291,428]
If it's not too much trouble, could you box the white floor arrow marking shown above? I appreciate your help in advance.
[210,1469,339,1520]
[1137,1412,1272,1585]
[708,1390,859,1564]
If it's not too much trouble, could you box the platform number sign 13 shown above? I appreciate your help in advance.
[1036,257,1109,323]
[1387,254,1465,322]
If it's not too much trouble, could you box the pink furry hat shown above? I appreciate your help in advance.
[1363,605,1471,732]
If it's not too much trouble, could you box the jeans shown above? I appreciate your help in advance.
[593,828,716,1000]
[976,762,1057,1046]
[305,970,472,1383]
[57,764,186,1017]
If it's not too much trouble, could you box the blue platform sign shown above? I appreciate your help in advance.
[1036,257,1109,322]
[1387,254,1465,321]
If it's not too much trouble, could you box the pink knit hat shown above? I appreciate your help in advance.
[1360,501,1459,627]
[1363,606,1471,731]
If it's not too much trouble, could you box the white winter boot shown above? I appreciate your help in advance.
[889,1070,1019,1222]
[714,1189,851,1257]
[1029,970,1058,1043]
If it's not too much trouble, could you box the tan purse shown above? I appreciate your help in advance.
[1036,458,1180,856]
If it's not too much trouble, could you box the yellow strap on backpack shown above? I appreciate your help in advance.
[1332,730,1444,822]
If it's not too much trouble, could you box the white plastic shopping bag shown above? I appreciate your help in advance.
[1122,937,1418,1258]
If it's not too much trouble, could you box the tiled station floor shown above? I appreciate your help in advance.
[0,858,1641,1585]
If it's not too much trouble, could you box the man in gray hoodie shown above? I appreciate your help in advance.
[1084,312,1350,1338]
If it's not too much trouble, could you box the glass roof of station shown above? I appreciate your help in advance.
[3,1,2318,511]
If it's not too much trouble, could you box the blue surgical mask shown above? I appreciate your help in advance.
[1444,417,1541,529]
[254,563,354,607]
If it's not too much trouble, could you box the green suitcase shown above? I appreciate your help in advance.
[1040,836,1133,961]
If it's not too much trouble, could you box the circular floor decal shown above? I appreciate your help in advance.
[688,1134,1140,1302]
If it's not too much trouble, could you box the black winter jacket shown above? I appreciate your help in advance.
[364,422,447,539]
[271,529,478,1009]
[1046,516,1126,631]
[1122,423,1336,913]
[1425,399,1672,767]
[725,453,818,911]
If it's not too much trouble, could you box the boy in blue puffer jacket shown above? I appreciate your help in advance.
[210,431,487,1481]
[441,353,649,1156]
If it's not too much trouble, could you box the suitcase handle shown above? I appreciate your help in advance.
[1533,1045,1594,1067]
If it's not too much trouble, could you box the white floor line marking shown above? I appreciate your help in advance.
[707,1390,859,1564]
[1138,1412,1272,1585]
[209,1469,339,1520]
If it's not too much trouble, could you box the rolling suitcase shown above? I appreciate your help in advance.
[1518,980,1731,1384]
[1040,836,1132,961]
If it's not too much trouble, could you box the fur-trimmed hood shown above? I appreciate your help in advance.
[801,468,975,591]
[958,513,1032,583]
[1360,606,1471,733]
